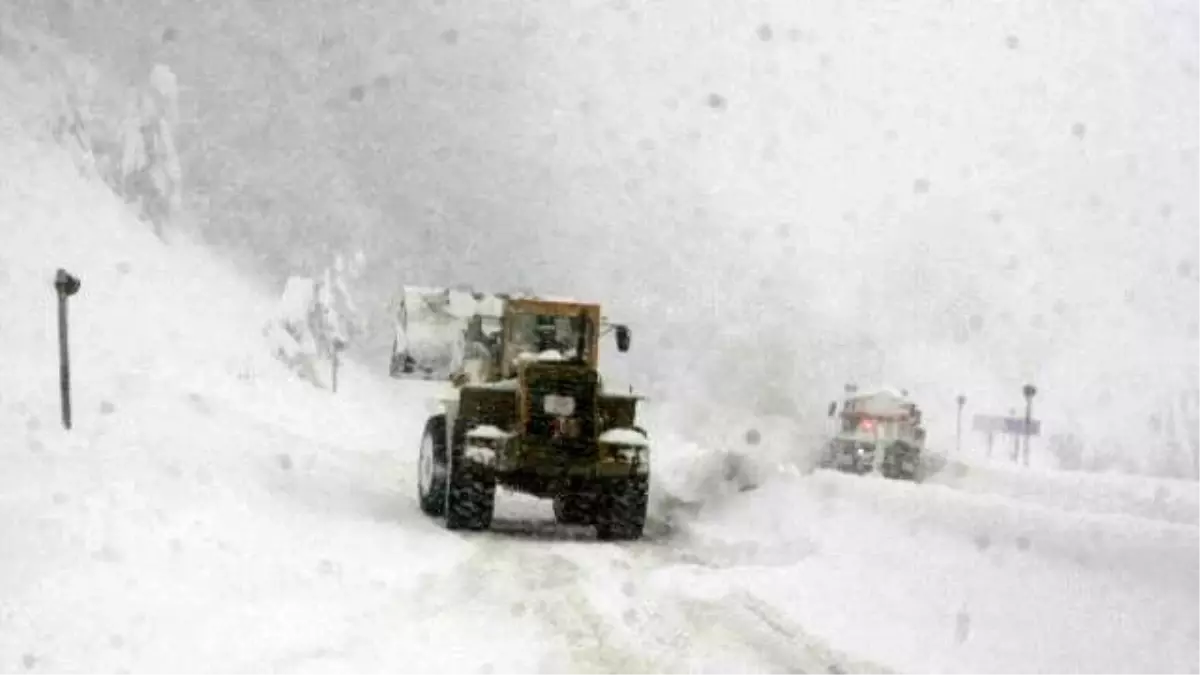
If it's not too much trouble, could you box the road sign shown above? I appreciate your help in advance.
[972,414,1040,436]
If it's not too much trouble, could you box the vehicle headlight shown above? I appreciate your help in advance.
[543,394,576,416]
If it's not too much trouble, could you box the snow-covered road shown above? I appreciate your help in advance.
[6,354,1194,673]
[0,363,876,674]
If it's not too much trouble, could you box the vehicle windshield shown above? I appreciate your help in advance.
[508,312,586,359]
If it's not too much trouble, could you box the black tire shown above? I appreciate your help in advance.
[444,430,496,531]
[389,338,408,377]
[418,416,449,517]
[881,442,918,481]
[553,492,598,526]
[595,475,649,541]
[901,448,922,481]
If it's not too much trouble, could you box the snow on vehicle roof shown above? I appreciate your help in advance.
[530,295,583,303]
[399,286,507,319]
[843,387,915,418]
[849,384,910,401]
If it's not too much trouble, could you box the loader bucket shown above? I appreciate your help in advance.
[388,285,505,381]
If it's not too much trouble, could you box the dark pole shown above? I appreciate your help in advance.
[955,394,966,453]
[54,269,81,430]
[1022,384,1037,467]
[332,342,345,393]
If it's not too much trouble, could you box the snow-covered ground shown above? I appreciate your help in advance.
[677,469,1198,674]
[3,7,1198,673]
[0,103,874,672]
[2,121,1197,673]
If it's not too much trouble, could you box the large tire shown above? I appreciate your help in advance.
[418,416,449,517]
[595,475,649,541]
[444,430,496,531]
[553,492,598,526]
[389,338,410,377]
[881,442,919,481]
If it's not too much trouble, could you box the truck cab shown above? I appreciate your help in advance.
[822,387,925,479]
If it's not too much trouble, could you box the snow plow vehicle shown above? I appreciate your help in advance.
[391,286,649,540]
[820,387,926,480]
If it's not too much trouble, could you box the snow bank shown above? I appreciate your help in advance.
[0,181,291,435]
[678,473,1199,673]
[808,470,1199,589]
[642,400,820,526]
[927,455,1200,526]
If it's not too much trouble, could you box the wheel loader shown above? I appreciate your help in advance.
[392,287,649,540]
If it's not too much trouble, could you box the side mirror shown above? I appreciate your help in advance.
[614,325,631,353]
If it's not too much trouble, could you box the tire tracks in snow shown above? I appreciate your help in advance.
[405,541,663,673]
[625,537,891,674]
[402,526,888,673]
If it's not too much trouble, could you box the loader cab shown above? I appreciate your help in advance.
[388,285,633,385]
[499,299,601,379]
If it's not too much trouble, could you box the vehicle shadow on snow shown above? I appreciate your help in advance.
[482,515,678,544]
[265,462,684,544]
[486,518,598,541]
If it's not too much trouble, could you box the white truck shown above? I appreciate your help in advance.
[820,387,926,480]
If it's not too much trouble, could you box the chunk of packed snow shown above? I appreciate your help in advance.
[464,444,497,465]
[600,428,649,446]
[466,425,514,441]
[472,378,518,391]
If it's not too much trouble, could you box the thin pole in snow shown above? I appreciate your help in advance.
[331,339,346,393]
[331,350,339,393]
[54,269,81,430]
[1022,384,1037,467]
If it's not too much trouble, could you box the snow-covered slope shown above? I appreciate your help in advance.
[0,100,441,671]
